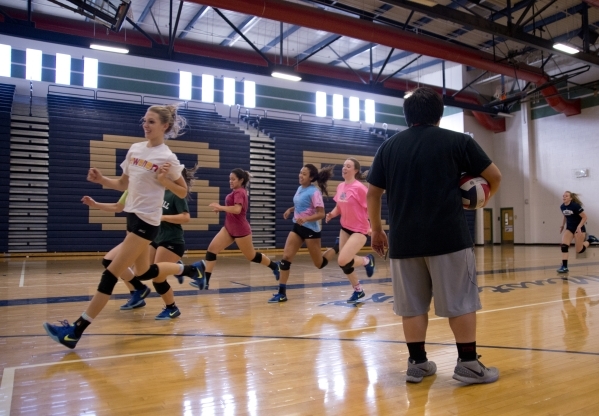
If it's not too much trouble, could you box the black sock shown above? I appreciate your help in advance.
[333,244,339,254]
[456,342,477,361]
[74,316,91,337]
[129,291,135,295]
[267,260,278,270]
[166,303,176,309]
[407,341,427,363]
[279,284,287,295]
[129,278,146,291]
[205,272,212,285]
[562,260,568,268]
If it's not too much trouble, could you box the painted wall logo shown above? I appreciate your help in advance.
[88,135,221,231]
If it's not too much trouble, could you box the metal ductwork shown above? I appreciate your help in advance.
[192,0,580,117]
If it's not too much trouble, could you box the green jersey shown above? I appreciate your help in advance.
[154,190,189,245]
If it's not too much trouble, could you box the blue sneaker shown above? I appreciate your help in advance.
[155,306,181,320]
[174,260,184,284]
[127,285,151,308]
[347,290,365,303]
[120,298,146,310]
[588,235,599,244]
[268,293,287,303]
[189,280,208,290]
[272,261,280,281]
[556,266,569,273]
[43,320,79,349]
[364,254,375,278]
[189,260,207,289]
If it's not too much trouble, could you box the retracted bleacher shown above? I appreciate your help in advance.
[47,95,250,252]
[0,83,16,253]
[256,117,390,248]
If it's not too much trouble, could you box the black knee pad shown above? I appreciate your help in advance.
[136,264,160,281]
[152,280,171,295]
[251,252,263,264]
[561,244,569,253]
[579,246,587,254]
[280,259,291,271]
[319,257,328,269]
[205,251,217,261]
[101,258,112,269]
[340,259,355,275]
[97,269,118,295]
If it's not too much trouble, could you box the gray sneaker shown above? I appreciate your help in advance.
[406,358,437,383]
[453,356,499,384]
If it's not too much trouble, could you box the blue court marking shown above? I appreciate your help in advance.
[1,332,598,356]
[477,261,599,276]
[2,262,599,308]
[0,278,392,307]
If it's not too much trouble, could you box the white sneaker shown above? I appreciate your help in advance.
[406,358,437,383]
[453,356,499,384]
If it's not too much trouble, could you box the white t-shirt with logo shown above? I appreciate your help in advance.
[120,141,183,226]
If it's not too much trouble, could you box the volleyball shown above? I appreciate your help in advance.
[459,175,490,210]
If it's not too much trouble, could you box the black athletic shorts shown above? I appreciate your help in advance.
[150,241,186,257]
[566,224,586,234]
[292,223,321,240]
[341,226,368,237]
[127,213,160,241]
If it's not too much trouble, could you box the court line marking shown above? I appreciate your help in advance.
[2,290,598,415]
[18,262,25,288]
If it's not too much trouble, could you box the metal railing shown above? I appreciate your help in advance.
[47,85,218,112]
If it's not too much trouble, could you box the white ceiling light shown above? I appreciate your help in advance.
[553,43,579,55]
[90,44,129,54]
[271,65,301,82]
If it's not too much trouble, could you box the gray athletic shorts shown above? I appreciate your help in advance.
[390,247,481,318]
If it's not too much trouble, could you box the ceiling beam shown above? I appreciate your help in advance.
[178,5,209,39]
[328,43,377,66]
[221,15,261,47]
[295,34,341,63]
[382,0,599,66]
[137,0,157,25]
[212,8,270,64]
[261,25,301,53]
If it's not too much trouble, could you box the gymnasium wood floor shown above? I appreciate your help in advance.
[1,245,598,415]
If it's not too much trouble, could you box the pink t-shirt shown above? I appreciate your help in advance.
[333,180,370,234]
[224,187,252,237]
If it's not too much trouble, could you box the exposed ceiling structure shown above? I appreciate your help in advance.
[1,0,599,131]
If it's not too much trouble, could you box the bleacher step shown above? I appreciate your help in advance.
[11,122,50,131]
[11,115,49,124]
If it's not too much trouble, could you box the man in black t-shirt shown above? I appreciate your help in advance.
[367,87,502,385]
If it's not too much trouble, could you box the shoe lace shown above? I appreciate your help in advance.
[475,354,488,370]
[58,319,71,327]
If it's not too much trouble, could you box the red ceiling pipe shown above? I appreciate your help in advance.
[583,0,599,7]
[193,0,580,117]
[0,6,506,130]
[540,85,581,116]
